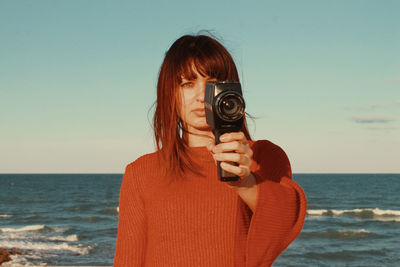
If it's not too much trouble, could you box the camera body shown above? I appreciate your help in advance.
[204,81,245,182]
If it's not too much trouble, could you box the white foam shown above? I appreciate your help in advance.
[1,254,41,267]
[338,229,370,234]
[117,206,119,213]
[1,252,53,266]
[0,225,45,233]
[0,240,92,255]
[0,214,12,218]
[307,208,400,217]
[0,233,27,240]
[47,234,79,242]
[51,226,69,233]
[371,208,400,216]
[331,208,400,216]
[331,209,364,215]
[307,209,328,215]
[371,217,400,222]
[0,233,79,242]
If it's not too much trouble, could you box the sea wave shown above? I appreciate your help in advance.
[47,234,79,242]
[0,214,12,218]
[0,225,69,234]
[301,228,376,240]
[307,208,400,221]
[0,225,46,233]
[0,240,93,255]
[303,248,386,261]
[337,229,370,235]
[331,208,400,216]
[0,233,79,242]
[50,226,69,233]
[306,209,328,216]
[99,207,119,215]
[1,254,43,267]
[370,216,400,222]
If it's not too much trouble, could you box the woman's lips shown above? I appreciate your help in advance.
[193,109,206,116]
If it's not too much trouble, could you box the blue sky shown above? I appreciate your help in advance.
[0,0,399,173]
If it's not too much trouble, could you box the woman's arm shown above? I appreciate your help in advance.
[209,137,307,266]
[227,173,258,212]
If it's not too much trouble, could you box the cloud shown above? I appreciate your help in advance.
[369,104,382,109]
[366,125,397,131]
[350,115,395,124]
[344,104,383,111]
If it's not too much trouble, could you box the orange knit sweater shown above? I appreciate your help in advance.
[114,140,307,267]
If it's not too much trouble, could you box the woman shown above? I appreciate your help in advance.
[114,34,307,266]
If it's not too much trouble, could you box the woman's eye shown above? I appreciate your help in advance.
[181,82,194,88]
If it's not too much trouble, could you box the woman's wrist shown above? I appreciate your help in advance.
[228,173,258,212]
[227,173,257,190]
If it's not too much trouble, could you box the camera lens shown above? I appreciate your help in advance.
[217,93,245,121]
[222,98,239,115]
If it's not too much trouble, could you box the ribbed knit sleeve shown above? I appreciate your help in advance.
[234,140,307,267]
[114,163,147,266]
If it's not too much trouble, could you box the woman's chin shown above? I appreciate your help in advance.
[195,125,212,131]
[188,124,212,133]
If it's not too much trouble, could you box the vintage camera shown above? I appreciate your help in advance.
[204,81,245,182]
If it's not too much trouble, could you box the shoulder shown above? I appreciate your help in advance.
[249,140,292,182]
[250,139,284,152]
[250,140,289,160]
[123,151,160,182]
[126,151,160,172]
[120,151,161,194]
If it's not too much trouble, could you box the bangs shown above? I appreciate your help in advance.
[177,57,228,82]
[174,36,238,83]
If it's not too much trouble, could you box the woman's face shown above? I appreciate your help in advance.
[179,68,216,133]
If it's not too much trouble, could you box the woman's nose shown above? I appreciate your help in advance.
[195,81,206,102]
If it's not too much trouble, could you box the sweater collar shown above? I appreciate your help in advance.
[186,145,213,159]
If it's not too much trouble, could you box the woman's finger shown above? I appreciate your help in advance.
[220,162,250,178]
[213,153,251,166]
[206,142,215,152]
[213,141,247,153]
[219,132,247,143]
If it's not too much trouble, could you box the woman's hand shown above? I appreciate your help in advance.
[207,131,258,211]
[207,131,255,188]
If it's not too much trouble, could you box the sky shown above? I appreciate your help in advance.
[0,0,399,173]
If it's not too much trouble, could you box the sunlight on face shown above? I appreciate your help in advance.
[179,68,216,133]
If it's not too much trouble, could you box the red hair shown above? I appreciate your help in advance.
[153,34,251,177]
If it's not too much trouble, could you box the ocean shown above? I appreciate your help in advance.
[0,173,399,266]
